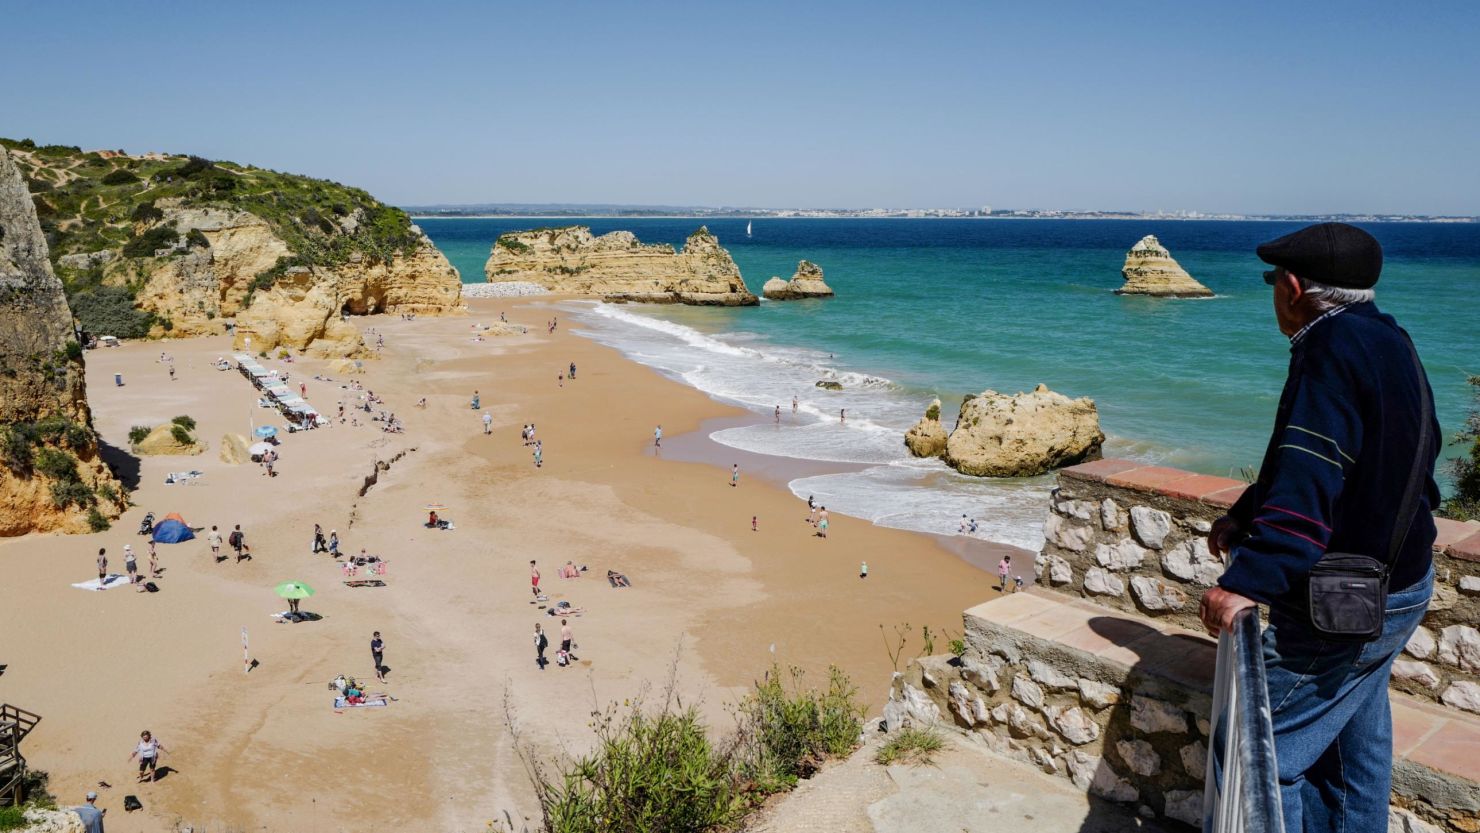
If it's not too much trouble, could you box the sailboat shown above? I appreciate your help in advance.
[746,220,753,237]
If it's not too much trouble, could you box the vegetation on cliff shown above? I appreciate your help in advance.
[1441,375,1480,521]
[0,137,427,335]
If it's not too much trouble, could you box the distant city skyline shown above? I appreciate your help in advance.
[4,1,1478,215]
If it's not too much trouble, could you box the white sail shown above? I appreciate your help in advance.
[746,221,752,236]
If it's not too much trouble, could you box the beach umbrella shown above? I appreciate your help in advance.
[254,425,278,438]
[274,581,315,600]
[248,442,273,456]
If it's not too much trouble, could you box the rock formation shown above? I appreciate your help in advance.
[133,423,203,456]
[1117,235,1212,298]
[763,260,834,300]
[483,226,757,306]
[905,398,949,458]
[942,385,1105,477]
[0,147,122,536]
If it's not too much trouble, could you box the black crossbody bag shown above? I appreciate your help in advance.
[1306,335,1431,642]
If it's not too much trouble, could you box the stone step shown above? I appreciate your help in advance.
[1036,458,1480,717]
[914,588,1479,832]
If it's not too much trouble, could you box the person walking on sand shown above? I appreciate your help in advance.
[752,515,758,532]
[313,524,327,554]
[124,545,139,590]
[148,540,160,578]
[208,525,223,562]
[96,547,107,584]
[533,440,543,468]
[229,525,249,562]
[482,411,493,435]
[534,622,548,670]
[817,507,830,538]
[128,730,166,783]
[168,364,175,382]
[569,361,576,380]
[560,618,575,659]
[328,529,340,558]
[371,631,386,683]
[997,555,1012,592]
[654,424,662,449]
[530,560,542,601]
[731,463,739,488]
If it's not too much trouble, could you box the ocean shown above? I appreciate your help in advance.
[419,217,1480,551]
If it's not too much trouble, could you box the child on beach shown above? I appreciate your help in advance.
[860,561,868,579]
[654,425,662,449]
[482,412,493,434]
[731,464,739,488]
[329,529,340,558]
[149,540,160,578]
[533,441,543,468]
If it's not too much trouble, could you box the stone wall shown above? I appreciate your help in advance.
[1033,458,1480,714]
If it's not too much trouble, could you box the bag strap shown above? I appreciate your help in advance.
[1382,332,1433,577]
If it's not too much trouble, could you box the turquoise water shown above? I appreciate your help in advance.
[420,217,1478,548]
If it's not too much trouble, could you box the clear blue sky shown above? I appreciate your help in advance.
[4,1,1478,214]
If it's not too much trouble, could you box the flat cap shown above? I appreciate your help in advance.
[1257,222,1383,289]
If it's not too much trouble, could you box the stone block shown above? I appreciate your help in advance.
[1101,498,1127,531]
[1163,537,1223,585]
[960,656,1000,693]
[883,681,942,729]
[1405,626,1437,660]
[1045,513,1094,552]
[1436,625,1480,673]
[1095,539,1150,571]
[1164,789,1203,826]
[1078,678,1121,710]
[1028,659,1079,690]
[1392,660,1442,691]
[1180,740,1206,780]
[1440,680,1480,714]
[1029,744,1060,774]
[1388,806,1446,833]
[1460,575,1480,595]
[1012,674,1045,711]
[1047,554,1073,585]
[1053,496,1097,522]
[1131,576,1190,612]
[1007,702,1049,739]
[1047,705,1100,745]
[1083,567,1125,597]
[949,681,989,727]
[1114,738,1161,777]
[1130,695,1187,734]
[1130,506,1172,549]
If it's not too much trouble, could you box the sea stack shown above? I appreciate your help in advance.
[484,226,758,306]
[0,147,123,535]
[904,398,948,458]
[763,260,834,300]
[942,385,1105,477]
[1117,235,1213,298]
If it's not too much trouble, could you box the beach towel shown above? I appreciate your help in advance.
[344,579,386,588]
[73,574,132,591]
[334,695,389,709]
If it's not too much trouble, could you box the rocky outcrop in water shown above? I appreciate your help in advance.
[763,260,834,300]
[0,147,122,535]
[905,398,949,458]
[1117,235,1212,298]
[484,226,757,306]
[942,385,1104,477]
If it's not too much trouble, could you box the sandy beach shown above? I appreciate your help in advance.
[0,297,1027,831]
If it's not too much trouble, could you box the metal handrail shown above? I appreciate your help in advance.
[1202,607,1285,833]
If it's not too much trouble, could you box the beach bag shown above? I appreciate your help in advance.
[124,795,143,811]
[144,582,159,593]
[556,650,569,667]
[1307,335,1430,642]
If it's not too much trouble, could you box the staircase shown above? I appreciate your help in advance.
[0,704,41,806]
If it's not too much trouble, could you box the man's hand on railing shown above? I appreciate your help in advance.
[1200,586,1258,638]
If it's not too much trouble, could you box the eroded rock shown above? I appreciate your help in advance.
[1116,234,1213,298]
[942,385,1105,477]
[1131,575,1189,612]
[1130,506,1172,549]
[762,259,834,300]
[1084,567,1125,597]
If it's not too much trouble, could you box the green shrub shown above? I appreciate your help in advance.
[1441,375,1480,521]
[121,224,177,258]
[0,805,26,831]
[170,425,193,445]
[128,425,152,445]
[101,168,139,185]
[70,286,153,339]
[949,639,967,658]
[540,704,747,833]
[130,201,164,223]
[172,414,197,431]
[185,228,210,248]
[50,479,95,510]
[96,482,120,507]
[737,666,864,788]
[64,339,83,362]
[35,447,78,481]
[925,402,941,421]
[1,426,35,472]
[86,507,111,531]
[874,726,944,766]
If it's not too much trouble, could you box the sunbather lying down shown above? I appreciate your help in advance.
[546,600,586,616]
[607,570,631,588]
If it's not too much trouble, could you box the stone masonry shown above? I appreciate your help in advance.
[1035,458,1480,714]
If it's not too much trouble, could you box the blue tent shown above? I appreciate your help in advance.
[152,518,195,544]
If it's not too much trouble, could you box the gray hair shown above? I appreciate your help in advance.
[1297,275,1374,312]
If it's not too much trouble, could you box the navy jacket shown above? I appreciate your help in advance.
[1218,302,1440,609]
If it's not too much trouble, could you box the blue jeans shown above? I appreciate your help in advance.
[1263,569,1432,833]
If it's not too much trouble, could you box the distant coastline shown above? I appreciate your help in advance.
[406,207,1477,223]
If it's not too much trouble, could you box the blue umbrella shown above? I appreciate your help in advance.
[254,425,278,438]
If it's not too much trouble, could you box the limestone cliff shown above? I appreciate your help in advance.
[0,147,122,536]
[904,398,949,458]
[484,226,758,306]
[763,260,834,300]
[3,138,462,357]
[942,385,1104,477]
[1117,235,1212,298]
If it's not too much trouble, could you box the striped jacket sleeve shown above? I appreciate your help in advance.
[1217,372,1363,605]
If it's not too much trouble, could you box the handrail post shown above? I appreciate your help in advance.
[1202,608,1285,833]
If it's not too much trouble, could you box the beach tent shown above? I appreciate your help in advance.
[151,514,196,544]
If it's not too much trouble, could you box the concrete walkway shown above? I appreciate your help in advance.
[745,726,1162,833]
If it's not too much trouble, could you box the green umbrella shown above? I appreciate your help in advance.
[274,580,316,600]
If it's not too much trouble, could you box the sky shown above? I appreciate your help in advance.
[3,1,1478,214]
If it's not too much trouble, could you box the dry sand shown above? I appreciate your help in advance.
[0,298,1028,831]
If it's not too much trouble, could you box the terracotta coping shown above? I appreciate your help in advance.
[1060,459,1479,559]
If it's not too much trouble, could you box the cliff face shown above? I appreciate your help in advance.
[484,226,758,306]
[0,147,121,536]
[1117,235,1212,298]
[763,259,834,300]
[5,139,462,357]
